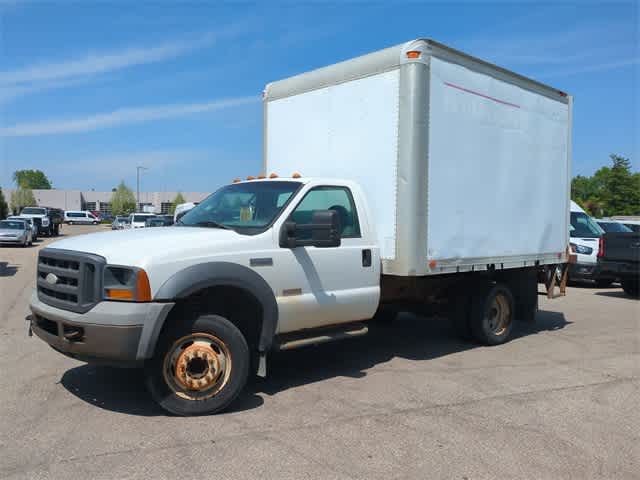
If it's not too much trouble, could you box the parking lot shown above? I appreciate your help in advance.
[0,224,638,479]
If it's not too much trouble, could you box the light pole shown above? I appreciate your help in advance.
[136,166,148,212]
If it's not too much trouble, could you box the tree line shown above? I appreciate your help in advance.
[2,156,638,220]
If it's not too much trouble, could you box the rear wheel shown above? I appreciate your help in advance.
[469,284,515,345]
[145,314,249,416]
[621,277,640,298]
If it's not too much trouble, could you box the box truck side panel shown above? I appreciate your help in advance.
[266,69,401,259]
[426,56,569,264]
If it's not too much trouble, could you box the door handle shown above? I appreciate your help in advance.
[362,249,372,267]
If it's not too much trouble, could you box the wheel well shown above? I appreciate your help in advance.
[162,285,263,351]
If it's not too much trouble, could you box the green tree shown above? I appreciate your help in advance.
[0,187,8,219]
[571,154,639,217]
[602,155,639,216]
[110,181,136,216]
[169,192,186,214]
[12,169,52,189]
[10,188,37,214]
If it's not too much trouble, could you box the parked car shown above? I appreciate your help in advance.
[7,216,38,241]
[64,211,99,225]
[569,202,613,286]
[0,219,33,247]
[19,206,63,236]
[146,215,174,227]
[596,220,633,233]
[129,213,156,229]
[111,216,131,230]
[597,231,640,297]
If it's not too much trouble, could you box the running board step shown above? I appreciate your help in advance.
[274,322,368,351]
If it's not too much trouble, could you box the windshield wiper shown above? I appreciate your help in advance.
[191,220,233,230]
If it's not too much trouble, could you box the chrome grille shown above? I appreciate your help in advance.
[37,249,105,313]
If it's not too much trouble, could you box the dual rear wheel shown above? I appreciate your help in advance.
[453,283,515,346]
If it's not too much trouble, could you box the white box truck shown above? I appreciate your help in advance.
[28,39,572,416]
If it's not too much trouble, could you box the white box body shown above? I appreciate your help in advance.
[264,39,571,276]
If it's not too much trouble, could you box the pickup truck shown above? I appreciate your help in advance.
[19,206,63,236]
[597,232,640,297]
[28,39,572,416]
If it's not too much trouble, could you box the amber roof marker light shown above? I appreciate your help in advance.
[406,50,421,59]
[291,172,302,178]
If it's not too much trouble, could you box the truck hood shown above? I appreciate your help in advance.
[46,226,251,266]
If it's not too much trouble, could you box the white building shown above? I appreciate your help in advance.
[5,189,210,215]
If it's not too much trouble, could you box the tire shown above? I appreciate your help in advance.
[145,314,250,416]
[93,221,98,225]
[68,221,73,225]
[595,279,613,288]
[469,283,515,346]
[621,277,640,298]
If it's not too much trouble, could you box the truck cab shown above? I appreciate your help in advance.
[29,177,381,415]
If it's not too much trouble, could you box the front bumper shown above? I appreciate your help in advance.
[29,291,174,366]
[0,236,25,244]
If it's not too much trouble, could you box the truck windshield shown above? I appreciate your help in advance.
[21,207,45,215]
[179,181,302,233]
[570,212,604,238]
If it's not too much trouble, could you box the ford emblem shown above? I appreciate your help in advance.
[45,273,59,285]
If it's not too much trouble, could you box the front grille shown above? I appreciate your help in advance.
[37,249,105,313]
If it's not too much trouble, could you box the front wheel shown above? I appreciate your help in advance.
[145,314,250,416]
[469,283,515,346]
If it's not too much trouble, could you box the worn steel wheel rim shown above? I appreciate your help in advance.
[485,293,511,336]
[163,333,233,401]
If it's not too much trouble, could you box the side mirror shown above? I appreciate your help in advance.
[279,210,342,248]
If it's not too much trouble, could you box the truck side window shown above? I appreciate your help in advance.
[290,186,361,238]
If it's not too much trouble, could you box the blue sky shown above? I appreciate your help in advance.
[0,1,637,193]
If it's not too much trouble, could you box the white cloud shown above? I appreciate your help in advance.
[0,96,259,137]
[0,38,207,86]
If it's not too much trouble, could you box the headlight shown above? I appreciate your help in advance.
[570,243,593,255]
[103,266,151,302]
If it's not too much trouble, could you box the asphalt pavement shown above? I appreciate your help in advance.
[0,224,638,479]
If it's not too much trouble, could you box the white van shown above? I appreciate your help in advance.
[128,212,156,229]
[569,201,612,285]
[64,211,99,225]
